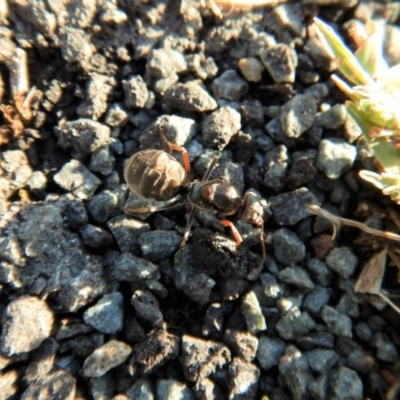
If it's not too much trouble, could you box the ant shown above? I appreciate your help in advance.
[123,130,268,261]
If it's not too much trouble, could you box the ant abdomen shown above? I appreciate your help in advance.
[124,149,188,202]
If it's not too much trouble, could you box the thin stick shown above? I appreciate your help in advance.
[308,205,400,242]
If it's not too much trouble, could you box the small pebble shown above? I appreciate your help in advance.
[317,138,357,179]
[156,379,194,400]
[123,75,149,109]
[126,378,154,400]
[256,336,285,370]
[83,340,132,377]
[326,247,358,279]
[182,273,216,305]
[105,102,129,127]
[83,292,124,334]
[272,228,306,266]
[321,305,353,338]
[276,307,316,340]
[280,94,317,138]
[138,231,181,261]
[210,69,248,101]
[0,295,54,356]
[87,190,118,223]
[260,43,297,83]
[228,357,259,399]
[279,345,313,400]
[278,266,314,291]
[163,82,217,112]
[305,348,339,374]
[241,290,267,333]
[55,119,110,158]
[53,160,101,200]
[238,57,264,82]
[202,106,241,151]
[131,290,163,327]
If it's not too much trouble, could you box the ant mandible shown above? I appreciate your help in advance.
[123,129,268,261]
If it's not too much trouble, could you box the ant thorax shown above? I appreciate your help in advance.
[187,179,242,216]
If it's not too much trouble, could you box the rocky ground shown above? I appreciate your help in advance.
[1,0,400,399]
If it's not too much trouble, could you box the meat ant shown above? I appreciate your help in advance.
[123,130,268,261]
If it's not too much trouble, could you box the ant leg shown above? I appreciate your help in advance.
[159,129,190,174]
[179,206,197,250]
[123,199,182,215]
[219,219,242,247]
[202,157,219,182]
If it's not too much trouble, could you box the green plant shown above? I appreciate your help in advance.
[314,18,400,202]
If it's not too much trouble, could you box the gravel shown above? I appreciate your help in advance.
[1,2,399,399]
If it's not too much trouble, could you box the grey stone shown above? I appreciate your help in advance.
[202,303,224,338]
[156,379,194,400]
[330,366,363,400]
[163,82,217,112]
[113,253,159,282]
[354,322,372,342]
[295,331,335,350]
[83,292,124,334]
[46,193,88,229]
[263,145,289,191]
[21,371,76,400]
[326,247,358,279]
[241,290,267,333]
[53,160,101,200]
[55,119,110,158]
[270,187,320,226]
[256,336,285,370]
[27,170,47,196]
[139,114,197,149]
[273,228,305,266]
[182,273,216,305]
[306,258,334,287]
[25,338,59,382]
[128,330,179,376]
[303,286,331,315]
[211,69,248,101]
[278,266,314,291]
[0,295,54,356]
[147,48,187,78]
[76,73,114,120]
[1,150,33,191]
[280,94,317,138]
[202,107,241,151]
[105,103,129,127]
[123,75,149,109]
[260,273,283,300]
[126,378,154,400]
[228,357,259,400]
[89,145,114,176]
[371,333,399,363]
[316,104,347,130]
[317,138,357,179]
[238,57,264,82]
[107,215,151,253]
[347,349,376,373]
[180,335,231,382]
[260,44,297,83]
[305,348,339,374]
[224,329,258,363]
[79,224,113,248]
[131,290,163,327]
[138,230,181,261]
[321,305,353,338]
[83,340,132,377]
[87,190,118,223]
[279,345,313,400]
[59,27,92,66]
[276,307,316,340]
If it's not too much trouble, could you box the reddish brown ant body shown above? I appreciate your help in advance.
[124,132,268,259]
